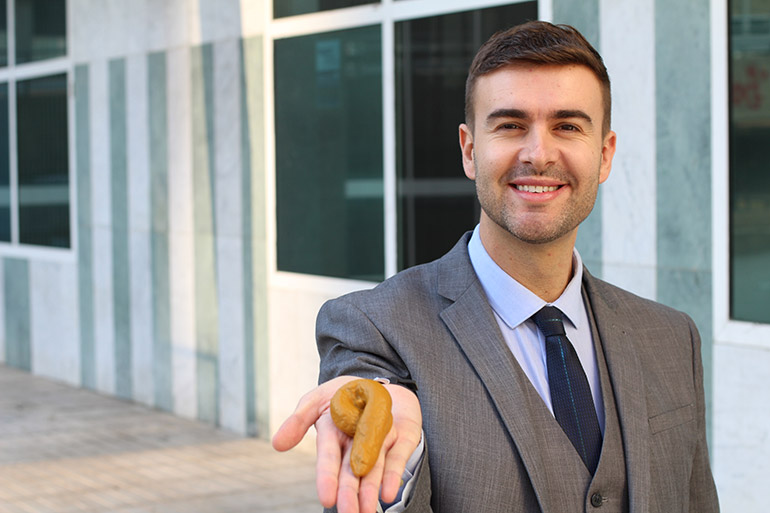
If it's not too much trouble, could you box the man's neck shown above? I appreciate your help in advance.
[478,220,577,303]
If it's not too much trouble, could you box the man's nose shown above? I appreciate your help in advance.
[518,128,558,169]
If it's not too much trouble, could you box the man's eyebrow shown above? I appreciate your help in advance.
[554,109,594,125]
[486,108,529,123]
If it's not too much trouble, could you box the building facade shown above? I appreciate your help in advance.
[0,0,766,510]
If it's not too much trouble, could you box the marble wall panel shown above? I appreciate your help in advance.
[192,0,243,45]
[166,46,197,419]
[92,225,116,395]
[89,59,116,395]
[241,34,267,437]
[148,51,174,412]
[3,259,30,370]
[127,53,155,406]
[713,343,770,510]
[217,237,246,432]
[599,0,657,300]
[214,39,247,433]
[75,64,96,390]
[71,0,245,61]
[110,58,132,400]
[191,43,220,425]
[601,264,656,302]
[29,261,80,385]
[90,60,111,229]
[655,0,711,274]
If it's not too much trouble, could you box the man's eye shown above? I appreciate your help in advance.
[559,124,579,131]
[500,123,520,130]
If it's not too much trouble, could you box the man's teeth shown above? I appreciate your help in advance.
[516,185,559,193]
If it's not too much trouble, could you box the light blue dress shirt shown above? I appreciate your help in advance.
[467,225,605,431]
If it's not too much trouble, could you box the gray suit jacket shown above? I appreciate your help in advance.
[318,233,718,512]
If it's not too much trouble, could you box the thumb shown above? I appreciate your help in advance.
[272,412,310,452]
[272,376,357,452]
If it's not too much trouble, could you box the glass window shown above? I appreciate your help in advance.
[274,0,377,19]
[0,1,68,250]
[17,73,69,247]
[0,0,7,67]
[15,0,66,64]
[275,26,384,281]
[0,82,8,242]
[395,2,538,270]
[729,0,770,323]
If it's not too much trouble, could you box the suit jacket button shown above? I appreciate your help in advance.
[590,492,604,507]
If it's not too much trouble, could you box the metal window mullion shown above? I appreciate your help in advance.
[8,78,18,244]
[6,0,17,244]
[382,2,397,278]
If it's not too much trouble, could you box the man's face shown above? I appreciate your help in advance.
[459,64,616,246]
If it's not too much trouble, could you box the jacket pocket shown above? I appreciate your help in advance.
[648,403,695,434]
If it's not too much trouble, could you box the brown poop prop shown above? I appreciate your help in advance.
[330,379,393,477]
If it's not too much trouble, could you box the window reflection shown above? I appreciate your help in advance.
[0,0,7,67]
[17,73,69,247]
[0,82,8,242]
[15,0,66,64]
[730,0,770,323]
[275,26,384,280]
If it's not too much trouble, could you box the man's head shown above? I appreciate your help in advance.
[465,21,611,135]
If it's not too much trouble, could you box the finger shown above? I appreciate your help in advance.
[336,444,361,513]
[358,443,388,513]
[271,413,309,452]
[315,413,344,508]
[272,376,356,452]
[380,386,423,502]
[378,431,410,502]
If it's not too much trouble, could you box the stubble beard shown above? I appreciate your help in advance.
[473,161,600,245]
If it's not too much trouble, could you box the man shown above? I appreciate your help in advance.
[273,21,719,513]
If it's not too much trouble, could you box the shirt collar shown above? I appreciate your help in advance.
[467,225,585,330]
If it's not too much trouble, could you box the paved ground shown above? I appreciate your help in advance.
[0,365,320,513]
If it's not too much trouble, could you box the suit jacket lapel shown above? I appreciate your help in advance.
[583,270,651,513]
[435,234,580,511]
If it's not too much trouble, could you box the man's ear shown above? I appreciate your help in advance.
[599,130,617,184]
[459,123,475,180]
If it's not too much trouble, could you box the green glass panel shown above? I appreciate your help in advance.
[275,25,383,280]
[395,2,538,270]
[729,1,770,323]
[15,0,66,64]
[17,73,69,248]
[0,0,7,67]
[274,0,377,18]
[0,82,8,241]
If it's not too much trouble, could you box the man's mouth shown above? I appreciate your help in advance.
[514,184,561,193]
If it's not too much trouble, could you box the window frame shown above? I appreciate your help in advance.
[712,0,770,346]
[0,0,74,261]
[265,0,550,290]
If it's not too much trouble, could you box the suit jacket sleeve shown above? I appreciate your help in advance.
[686,315,720,512]
[317,295,434,513]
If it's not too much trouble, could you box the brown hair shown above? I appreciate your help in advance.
[465,21,611,134]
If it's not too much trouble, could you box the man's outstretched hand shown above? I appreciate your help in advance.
[272,376,423,513]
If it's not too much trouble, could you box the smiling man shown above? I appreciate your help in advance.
[274,21,719,513]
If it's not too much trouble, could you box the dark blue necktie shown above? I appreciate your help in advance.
[533,306,602,473]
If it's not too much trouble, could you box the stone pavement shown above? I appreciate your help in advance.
[0,365,320,513]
